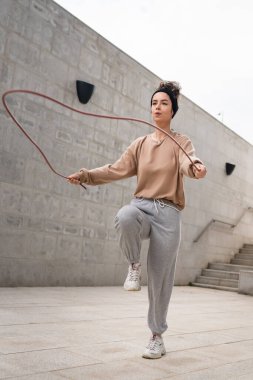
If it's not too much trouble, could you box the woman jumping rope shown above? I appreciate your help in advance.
[67,81,207,359]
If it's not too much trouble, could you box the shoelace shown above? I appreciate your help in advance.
[147,336,161,352]
[128,268,140,281]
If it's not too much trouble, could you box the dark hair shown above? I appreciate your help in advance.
[151,81,181,118]
[156,81,181,99]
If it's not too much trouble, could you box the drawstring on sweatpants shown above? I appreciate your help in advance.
[153,199,168,213]
[153,199,179,214]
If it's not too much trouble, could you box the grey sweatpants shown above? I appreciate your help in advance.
[115,197,181,335]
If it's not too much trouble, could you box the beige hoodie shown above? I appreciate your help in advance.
[79,132,203,210]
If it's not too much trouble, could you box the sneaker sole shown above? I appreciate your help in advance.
[123,286,141,291]
[142,351,166,359]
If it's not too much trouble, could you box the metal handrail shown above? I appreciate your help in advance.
[193,207,253,243]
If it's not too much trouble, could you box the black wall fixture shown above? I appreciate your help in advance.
[225,162,236,175]
[76,80,95,104]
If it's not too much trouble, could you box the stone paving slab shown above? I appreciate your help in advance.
[0,286,253,379]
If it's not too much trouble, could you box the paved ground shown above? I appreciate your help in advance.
[0,285,253,380]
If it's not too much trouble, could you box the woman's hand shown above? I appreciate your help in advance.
[192,163,207,179]
[67,171,82,185]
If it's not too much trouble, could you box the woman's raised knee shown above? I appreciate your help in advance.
[115,205,141,229]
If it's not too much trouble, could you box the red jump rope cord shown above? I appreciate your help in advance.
[2,89,200,190]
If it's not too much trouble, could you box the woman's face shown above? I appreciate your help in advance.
[151,92,173,124]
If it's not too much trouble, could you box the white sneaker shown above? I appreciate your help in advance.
[142,335,166,359]
[123,263,141,291]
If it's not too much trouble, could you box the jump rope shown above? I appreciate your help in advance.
[2,89,200,190]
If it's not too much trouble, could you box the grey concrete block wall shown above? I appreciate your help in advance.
[0,0,253,286]
[239,271,253,295]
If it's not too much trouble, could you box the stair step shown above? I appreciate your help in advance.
[191,282,238,292]
[208,262,253,272]
[243,244,253,249]
[195,276,238,287]
[235,253,253,260]
[202,269,239,280]
[240,248,253,254]
[192,243,253,293]
[230,259,253,266]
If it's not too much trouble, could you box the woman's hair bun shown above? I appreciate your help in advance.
[158,81,181,99]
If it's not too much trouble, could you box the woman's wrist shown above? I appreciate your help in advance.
[192,163,207,178]
[79,168,88,183]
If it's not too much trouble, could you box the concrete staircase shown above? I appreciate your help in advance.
[191,244,253,292]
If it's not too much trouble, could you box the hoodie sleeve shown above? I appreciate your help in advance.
[78,138,142,185]
[178,135,203,178]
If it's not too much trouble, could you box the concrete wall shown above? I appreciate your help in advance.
[175,97,253,283]
[239,270,253,296]
[0,0,252,286]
